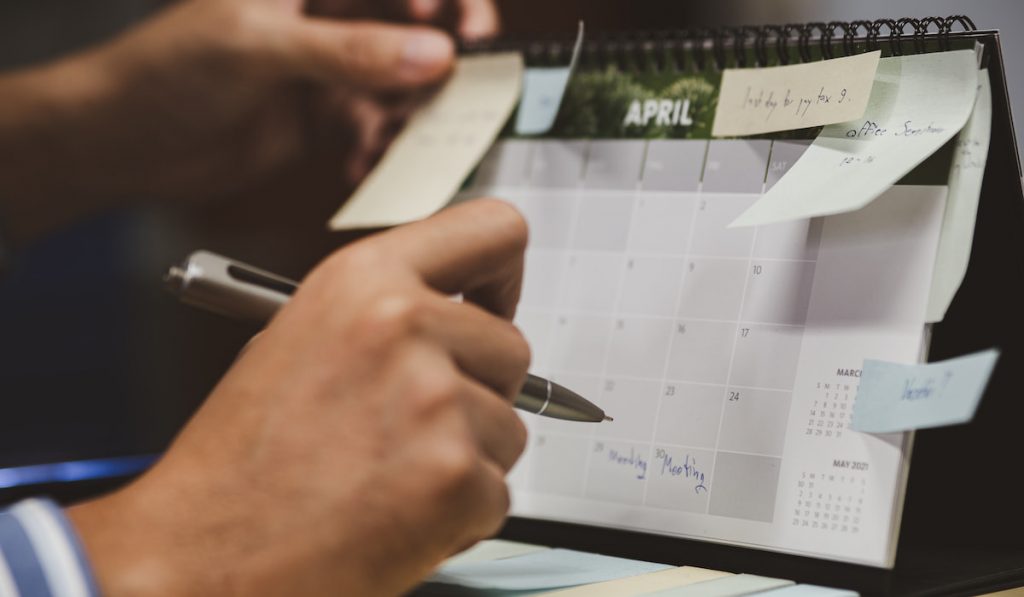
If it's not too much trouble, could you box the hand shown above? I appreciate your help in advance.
[0,0,499,245]
[68,199,531,597]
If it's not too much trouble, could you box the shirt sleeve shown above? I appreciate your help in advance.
[0,499,100,597]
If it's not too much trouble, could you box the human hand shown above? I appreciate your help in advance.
[68,199,531,597]
[0,0,499,244]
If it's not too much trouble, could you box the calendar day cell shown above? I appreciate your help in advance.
[541,373,602,436]
[513,310,553,373]
[645,446,715,513]
[584,440,650,505]
[584,140,646,190]
[701,140,771,193]
[561,253,624,312]
[472,139,533,189]
[572,193,635,251]
[531,140,586,188]
[606,317,674,379]
[765,140,812,190]
[521,250,567,309]
[707,452,782,522]
[690,195,759,258]
[717,388,792,456]
[677,258,747,320]
[642,140,707,192]
[752,218,822,261]
[628,194,697,254]
[730,324,803,391]
[666,320,736,384]
[549,315,614,375]
[619,256,686,317]
[596,377,661,442]
[527,433,589,497]
[741,260,816,326]
[520,194,576,249]
[655,383,724,449]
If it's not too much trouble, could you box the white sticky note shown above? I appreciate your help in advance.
[641,573,793,597]
[328,53,523,230]
[442,539,550,567]
[712,51,879,137]
[926,69,993,322]
[516,24,584,136]
[755,584,859,597]
[428,548,671,591]
[537,567,731,597]
[730,50,979,228]
[851,349,1000,434]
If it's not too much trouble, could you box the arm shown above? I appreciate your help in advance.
[0,0,499,248]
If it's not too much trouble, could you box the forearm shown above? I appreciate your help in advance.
[0,53,124,248]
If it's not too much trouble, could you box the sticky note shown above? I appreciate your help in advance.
[851,349,1000,433]
[926,69,992,322]
[537,567,731,597]
[711,51,879,137]
[755,584,860,597]
[442,540,550,567]
[730,50,979,228]
[515,24,584,136]
[428,548,671,591]
[639,573,793,597]
[328,53,523,230]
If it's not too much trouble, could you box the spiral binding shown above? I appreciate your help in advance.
[461,15,977,71]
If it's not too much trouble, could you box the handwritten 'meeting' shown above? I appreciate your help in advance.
[712,51,880,137]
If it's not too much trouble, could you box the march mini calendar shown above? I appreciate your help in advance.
[455,20,992,567]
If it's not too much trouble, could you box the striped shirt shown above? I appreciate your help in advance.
[0,499,99,597]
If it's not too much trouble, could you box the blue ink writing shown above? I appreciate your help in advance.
[654,450,708,494]
[607,448,647,480]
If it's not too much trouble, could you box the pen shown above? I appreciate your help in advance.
[163,250,612,423]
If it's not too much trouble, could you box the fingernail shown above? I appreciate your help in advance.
[402,32,454,75]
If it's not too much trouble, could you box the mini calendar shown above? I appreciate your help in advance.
[462,134,946,567]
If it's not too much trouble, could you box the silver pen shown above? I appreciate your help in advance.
[164,250,611,423]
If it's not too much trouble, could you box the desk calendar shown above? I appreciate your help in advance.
[463,137,944,567]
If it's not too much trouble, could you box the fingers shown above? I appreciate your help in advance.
[367,199,529,319]
[422,296,531,400]
[287,19,454,89]
[456,0,501,40]
[458,376,527,472]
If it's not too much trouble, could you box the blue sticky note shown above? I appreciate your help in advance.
[428,548,670,591]
[514,23,584,136]
[515,67,573,135]
[851,349,1000,433]
[754,584,859,597]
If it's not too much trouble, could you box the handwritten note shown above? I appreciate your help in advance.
[428,548,670,591]
[926,69,993,322]
[643,573,793,597]
[328,53,523,230]
[537,567,731,597]
[730,50,979,228]
[515,23,584,136]
[851,349,1000,434]
[711,51,879,137]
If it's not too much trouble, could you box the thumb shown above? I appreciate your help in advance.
[286,19,455,89]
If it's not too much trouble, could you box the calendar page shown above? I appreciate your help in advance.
[463,137,945,568]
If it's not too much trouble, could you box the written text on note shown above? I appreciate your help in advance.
[711,51,880,137]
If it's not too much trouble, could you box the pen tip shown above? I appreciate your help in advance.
[603,415,614,422]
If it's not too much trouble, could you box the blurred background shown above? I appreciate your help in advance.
[0,0,1020,486]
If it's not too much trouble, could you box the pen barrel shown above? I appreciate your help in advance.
[515,374,607,423]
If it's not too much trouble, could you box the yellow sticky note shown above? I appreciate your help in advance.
[328,53,523,230]
[536,566,732,597]
[711,51,879,137]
